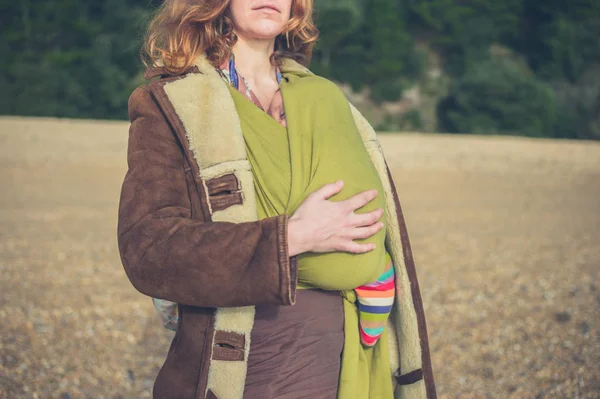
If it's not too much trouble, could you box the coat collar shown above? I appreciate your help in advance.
[144,53,311,80]
[154,51,379,175]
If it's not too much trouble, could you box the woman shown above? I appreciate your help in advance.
[117,0,436,398]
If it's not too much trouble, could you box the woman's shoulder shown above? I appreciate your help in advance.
[127,84,156,121]
[127,84,182,145]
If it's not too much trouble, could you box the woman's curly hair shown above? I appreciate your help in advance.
[142,0,319,74]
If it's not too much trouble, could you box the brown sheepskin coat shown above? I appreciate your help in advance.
[117,53,437,399]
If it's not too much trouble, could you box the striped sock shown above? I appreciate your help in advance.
[355,251,395,347]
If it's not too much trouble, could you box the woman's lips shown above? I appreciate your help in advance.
[254,5,280,13]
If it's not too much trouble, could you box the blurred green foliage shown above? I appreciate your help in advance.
[0,0,155,119]
[436,57,557,137]
[0,0,598,139]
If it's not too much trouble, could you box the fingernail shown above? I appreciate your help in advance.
[337,180,343,185]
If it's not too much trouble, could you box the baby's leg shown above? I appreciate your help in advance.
[354,252,395,347]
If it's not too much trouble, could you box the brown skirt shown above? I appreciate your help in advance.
[243,289,345,399]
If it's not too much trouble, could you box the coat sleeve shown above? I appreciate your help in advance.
[117,86,298,308]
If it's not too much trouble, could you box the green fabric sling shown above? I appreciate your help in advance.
[226,68,394,398]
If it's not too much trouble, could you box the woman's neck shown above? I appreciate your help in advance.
[231,34,277,83]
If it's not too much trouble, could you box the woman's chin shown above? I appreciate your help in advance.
[244,24,284,41]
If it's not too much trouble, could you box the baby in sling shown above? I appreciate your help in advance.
[266,76,395,348]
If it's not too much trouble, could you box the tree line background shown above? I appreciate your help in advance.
[1,0,599,139]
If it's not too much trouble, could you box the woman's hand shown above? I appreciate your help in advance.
[287,180,384,257]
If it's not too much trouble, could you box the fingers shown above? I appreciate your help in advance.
[342,188,378,212]
[351,207,384,227]
[336,240,377,254]
[347,222,385,240]
[315,180,345,200]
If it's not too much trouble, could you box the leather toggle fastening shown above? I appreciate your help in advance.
[395,368,424,385]
[212,330,245,361]
[205,173,244,212]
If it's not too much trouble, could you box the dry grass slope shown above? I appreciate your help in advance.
[1,116,599,398]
